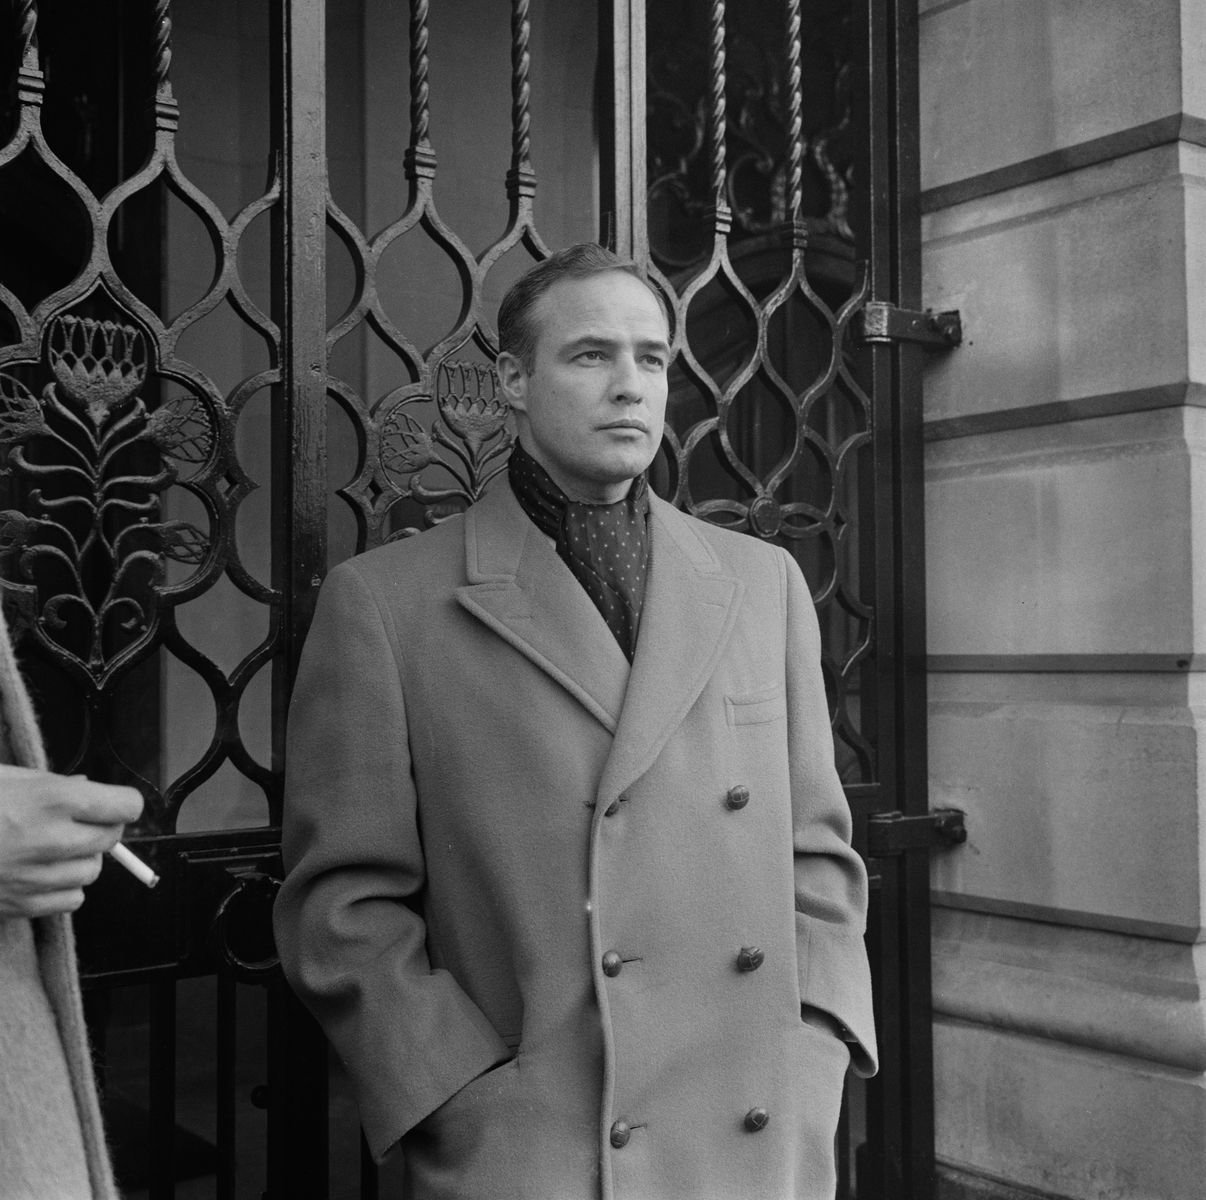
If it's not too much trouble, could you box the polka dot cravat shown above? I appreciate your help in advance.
[508,440,650,663]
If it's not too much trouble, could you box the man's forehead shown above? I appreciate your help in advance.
[534,272,669,341]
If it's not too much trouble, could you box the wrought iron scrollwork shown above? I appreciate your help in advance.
[647,0,855,268]
[646,0,875,783]
[327,0,546,549]
[0,309,214,682]
[1,1,281,825]
[378,360,512,536]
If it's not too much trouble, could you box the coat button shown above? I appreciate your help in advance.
[602,950,624,977]
[610,1119,632,1148]
[725,785,750,810]
[737,946,765,972]
[744,1107,770,1132]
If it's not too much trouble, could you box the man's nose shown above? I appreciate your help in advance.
[610,354,644,403]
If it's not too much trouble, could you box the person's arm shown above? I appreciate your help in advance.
[0,766,142,919]
[272,561,511,1161]
[779,548,879,1077]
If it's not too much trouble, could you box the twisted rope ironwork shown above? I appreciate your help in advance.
[410,0,431,148]
[510,0,532,172]
[151,0,172,96]
[785,0,803,222]
[16,0,36,59]
[708,0,727,204]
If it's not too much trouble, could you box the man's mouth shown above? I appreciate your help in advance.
[601,418,648,433]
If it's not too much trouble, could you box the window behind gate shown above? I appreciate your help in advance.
[0,2,935,1197]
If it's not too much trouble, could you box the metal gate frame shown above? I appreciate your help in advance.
[0,1,940,1195]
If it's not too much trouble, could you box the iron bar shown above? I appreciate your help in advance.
[707,0,727,211]
[216,971,237,1200]
[504,0,537,210]
[837,1095,851,1198]
[599,0,647,261]
[147,978,177,1200]
[150,0,171,99]
[886,1,938,1191]
[267,0,330,1191]
[273,0,327,690]
[360,1130,379,1200]
[16,0,36,60]
[510,0,532,175]
[409,0,431,151]
[784,0,803,227]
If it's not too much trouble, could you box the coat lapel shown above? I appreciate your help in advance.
[455,483,631,732]
[597,495,744,803]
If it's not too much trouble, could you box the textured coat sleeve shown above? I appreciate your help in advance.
[272,561,511,1159]
[780,548,879,1077]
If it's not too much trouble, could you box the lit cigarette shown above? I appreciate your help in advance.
[108,842,159,889]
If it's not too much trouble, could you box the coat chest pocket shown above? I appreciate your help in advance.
[725,686,787,727]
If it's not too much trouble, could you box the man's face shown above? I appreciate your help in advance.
[498,270,671,504]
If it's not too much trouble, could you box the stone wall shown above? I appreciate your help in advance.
[919,1,1206,1197]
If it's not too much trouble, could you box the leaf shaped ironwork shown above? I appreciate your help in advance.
[378,359,513,536]
[0,313,214,682]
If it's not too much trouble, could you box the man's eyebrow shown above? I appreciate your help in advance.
[562,334,671,355]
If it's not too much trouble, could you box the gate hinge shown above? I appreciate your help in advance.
[867,808,967,857]
[857,302,963,349]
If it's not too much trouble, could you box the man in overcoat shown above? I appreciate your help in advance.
[274,243,878,1200]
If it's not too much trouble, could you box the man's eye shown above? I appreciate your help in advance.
[643,355,667,370]
[578,350,606,362]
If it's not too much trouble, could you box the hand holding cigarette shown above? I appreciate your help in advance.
[0,764,144,918]
[108,840,159,888]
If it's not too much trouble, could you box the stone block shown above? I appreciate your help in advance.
[921,145,1203,427]
[928,672,1206,938]
[926,410,1203,659]
[934,1017,1206,1200]
[931,910,1206,1072]
[919,0,1189,192]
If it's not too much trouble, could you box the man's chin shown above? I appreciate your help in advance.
[595,450,657,487]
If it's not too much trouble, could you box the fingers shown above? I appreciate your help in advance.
[0,889,87,919]
[0,767,143,886]
[8,854,105,895]
[33,817,121,860]
[0,764,143,826]
[61,779,144,827]
[0,853,103,918]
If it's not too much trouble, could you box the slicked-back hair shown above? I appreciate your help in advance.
[497,243,661,372]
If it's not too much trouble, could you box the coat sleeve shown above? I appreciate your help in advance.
[779,548,879,1077]
[272,560,512,1159]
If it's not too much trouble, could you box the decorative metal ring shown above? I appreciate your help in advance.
[211,870,281,982]
[749,495,782,538]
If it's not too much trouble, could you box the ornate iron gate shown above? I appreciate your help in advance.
[0,1,939,1196]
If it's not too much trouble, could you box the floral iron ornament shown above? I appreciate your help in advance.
[0,314,213,681]
[378,359,513,535]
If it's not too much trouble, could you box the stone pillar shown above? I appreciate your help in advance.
[918,2,1206,1197]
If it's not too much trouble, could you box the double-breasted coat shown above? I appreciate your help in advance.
[274,480,878,1200]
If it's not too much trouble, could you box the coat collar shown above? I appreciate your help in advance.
[456,482,631,732]
[456,482,744,793]
[597,491,744,802]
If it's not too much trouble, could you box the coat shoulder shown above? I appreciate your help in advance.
[332,513,467,596]
[655,498,786,579]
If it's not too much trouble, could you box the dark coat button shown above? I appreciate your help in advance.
[737,946,765,972]
[610,1119,632,1148]
[602,950,624,977]
[744,1107,770,1132]
[725,785,750,810]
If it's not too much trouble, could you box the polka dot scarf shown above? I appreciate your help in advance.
[508,440,650,663]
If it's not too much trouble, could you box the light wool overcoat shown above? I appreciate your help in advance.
[274,481,877,1200]
[0,606,119,1200]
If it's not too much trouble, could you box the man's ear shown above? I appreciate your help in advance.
[496,352,528,414]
